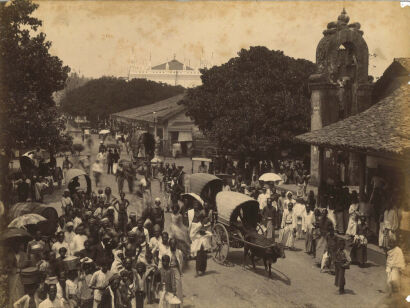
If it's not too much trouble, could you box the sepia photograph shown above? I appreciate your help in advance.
[0,1,409,307]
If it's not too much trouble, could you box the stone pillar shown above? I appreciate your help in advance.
[309,81,338,186]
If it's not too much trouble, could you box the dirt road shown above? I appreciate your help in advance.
[43,134,394,308]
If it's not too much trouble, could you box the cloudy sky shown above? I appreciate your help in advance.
[33,1,410,79]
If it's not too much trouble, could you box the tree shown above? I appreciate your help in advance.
[54,72,90,107]
[60,77,185,125]
[0,0,71,158]
[180,46,316,161]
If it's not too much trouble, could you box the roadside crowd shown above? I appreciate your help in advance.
[2,141,407,306]
[4,168,214,308]
[199,159,407,296]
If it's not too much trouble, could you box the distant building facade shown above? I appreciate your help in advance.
[129,57,202,88]
[111,94,217,157]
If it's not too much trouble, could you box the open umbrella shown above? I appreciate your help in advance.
[0,227,33,242]
[259,173,283,182]
[8,213,47,229]
[99,129,110,135]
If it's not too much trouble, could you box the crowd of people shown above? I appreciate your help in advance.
[3,133,215,308]
[4,182,205,308]
[206,160,407,296]
[2,132,407,307]
[8,149,61,205]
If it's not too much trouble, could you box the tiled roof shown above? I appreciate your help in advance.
[152,59,193,71]
[296,84,410,157]
[395,57,410,72]
[111,94,186,123]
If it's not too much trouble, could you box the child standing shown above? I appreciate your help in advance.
[324,227,338,274]
[350,216,369,267]
[334,239,351,294]
[89,261,111,308]
[159,255,181,308]
[114,192,130,234]
[65,269,79,308]
[386,239,406,296]
[78,258,94,308]
[135,262,147,308]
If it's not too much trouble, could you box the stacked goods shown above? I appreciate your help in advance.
[21,267,39,285]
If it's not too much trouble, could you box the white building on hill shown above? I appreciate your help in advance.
[128,56,204,88]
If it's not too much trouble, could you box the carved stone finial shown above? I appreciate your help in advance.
[338,8,350,25]
[327,21,337,29]
[348,22,361,30]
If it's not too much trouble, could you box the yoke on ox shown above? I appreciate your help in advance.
[211,191,285,277]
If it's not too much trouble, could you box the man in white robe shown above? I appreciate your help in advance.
[379,203,399,248]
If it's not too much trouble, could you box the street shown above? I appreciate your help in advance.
[3,3,409,308]
[44,134,390,308]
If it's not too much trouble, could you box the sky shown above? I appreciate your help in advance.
[32,1,410,79]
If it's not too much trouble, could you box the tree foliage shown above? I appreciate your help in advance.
[180,46,316,158]
[54,72,91,107]
[60,77,185,124]
[0,0,71,155]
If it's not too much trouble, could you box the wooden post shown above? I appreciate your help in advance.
[318,147,325,187]
[318,146,325,207]
[358,153,366,196]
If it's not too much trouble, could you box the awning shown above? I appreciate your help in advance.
[178,131,192,142]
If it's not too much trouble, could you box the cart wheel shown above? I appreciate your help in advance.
[212,223,229,264]
[256,223,265,236]
[233,230,245,248]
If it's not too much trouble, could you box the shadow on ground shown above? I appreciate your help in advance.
[217,249,291,285]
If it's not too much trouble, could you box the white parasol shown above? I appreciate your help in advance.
[259,173,283,183]
[150,156,162,164]
[8,214,47,229]
[99,129,110,135]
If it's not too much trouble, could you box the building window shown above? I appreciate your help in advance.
[170,132,178,143]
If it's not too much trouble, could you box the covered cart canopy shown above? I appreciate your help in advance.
[181,193,204,206]
[66,168,92,194]
[19,149,50,175]
[8,202,58,235]
[215,191,259,228]
[189,173,222,198]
